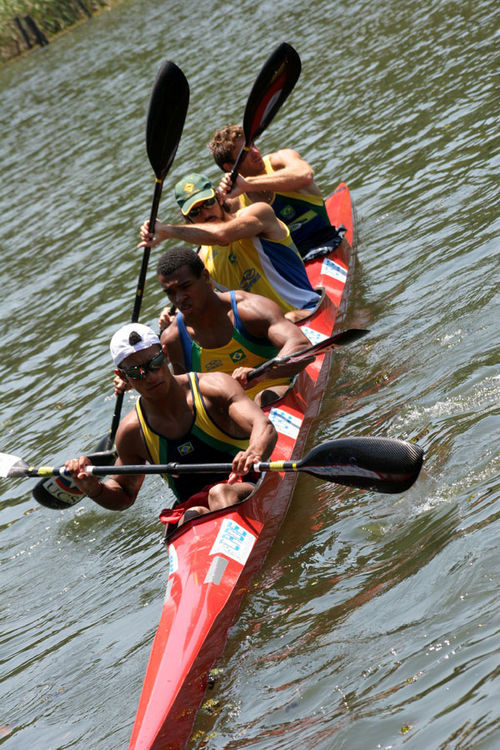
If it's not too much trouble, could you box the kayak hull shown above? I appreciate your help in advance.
[129,183,355,749]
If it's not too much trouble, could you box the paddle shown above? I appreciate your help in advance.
[229,42,301,184]
[31,60,190,510]
[107,60,189,445]
[2,437,424,495]
[247,328,369,382]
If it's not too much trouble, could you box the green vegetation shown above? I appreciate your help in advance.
[0,0,112,63]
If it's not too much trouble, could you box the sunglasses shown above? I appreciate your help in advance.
[188,196,216,219]
[119,350,165,380]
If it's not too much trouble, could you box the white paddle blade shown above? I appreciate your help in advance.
[0,452,29,478]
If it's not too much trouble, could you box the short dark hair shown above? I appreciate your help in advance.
[156,246,205,278]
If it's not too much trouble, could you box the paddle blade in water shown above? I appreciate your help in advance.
[146,61,190,180]
[299,437,424,494]
[32,448,116,509]
[247,328,369,381]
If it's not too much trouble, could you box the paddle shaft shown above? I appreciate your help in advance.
[24,460,293,477]
[247,328,369,382]
[31,62,189,508]
[105,180,165,444]
[131,180,163,322]
[4,437,423,494]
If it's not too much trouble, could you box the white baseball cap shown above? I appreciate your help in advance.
[110,323,161,367]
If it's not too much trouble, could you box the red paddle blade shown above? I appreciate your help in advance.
[242,42,301,144]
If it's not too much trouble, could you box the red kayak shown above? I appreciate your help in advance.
[129,182,355,749]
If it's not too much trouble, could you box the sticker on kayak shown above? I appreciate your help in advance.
[321,257,348,282]
[209,519,256,566]
[268,407,303,440]
[300,326,329,345]
[168,544,178,576]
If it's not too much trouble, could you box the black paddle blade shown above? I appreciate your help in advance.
[242,42,301,143]
[322,328,370,348]
[146,61,189,180]
[299,437,424,494]
[293,328,370,360]
[32,448,116,510]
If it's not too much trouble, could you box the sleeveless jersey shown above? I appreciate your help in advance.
[135,371,248,503]
[176,290,291,400]
[199,215,319,314]
[239,154,331,249]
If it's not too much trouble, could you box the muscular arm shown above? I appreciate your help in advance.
[64,412,146,510]
[160,321,188,375]
[227,149,322,197]
[198,371,277,474]
[139,202,286,248]
[232,292,314,383]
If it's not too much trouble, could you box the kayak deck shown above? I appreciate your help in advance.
[129,183,355,750]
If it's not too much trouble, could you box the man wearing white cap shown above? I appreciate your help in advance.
[64,323,277,525]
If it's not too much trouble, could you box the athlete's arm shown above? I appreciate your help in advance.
[64,412,146,510]
[138,202,285,248]
[199,372,277,475]
[245,149,320,193]
[232,292,314,385]
[160,325,188,374]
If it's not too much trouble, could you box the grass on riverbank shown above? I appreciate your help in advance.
[1,0,112,63]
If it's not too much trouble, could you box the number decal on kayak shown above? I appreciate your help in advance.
[268,408,303,440]
[209,519,256,566]
[321,257,348,282]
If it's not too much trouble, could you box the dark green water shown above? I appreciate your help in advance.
[1,0,498,748]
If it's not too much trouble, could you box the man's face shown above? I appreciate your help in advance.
[158,265,210,318]
[117,344,167,394]
[227,138,265,176]
[186,195,224,224]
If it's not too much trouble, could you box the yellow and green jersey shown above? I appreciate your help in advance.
[199,216,319,314]
[176,290,290,400]
[135,371,248,503]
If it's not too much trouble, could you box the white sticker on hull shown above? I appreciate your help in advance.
[210,518,256,566]
[301,326,329,345]
[269,407,303,440]
[168,543,178,577]
[321,257,348,282]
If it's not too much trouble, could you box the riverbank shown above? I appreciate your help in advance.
[0,0,114,63]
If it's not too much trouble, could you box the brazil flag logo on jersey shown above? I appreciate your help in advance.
[230,349,246,363]
[280,204,296,221]
[177,441,194,456]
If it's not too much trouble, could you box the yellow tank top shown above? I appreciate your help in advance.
[135,372,249,502]
[199,215,318,314]
[176,290,290,400]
